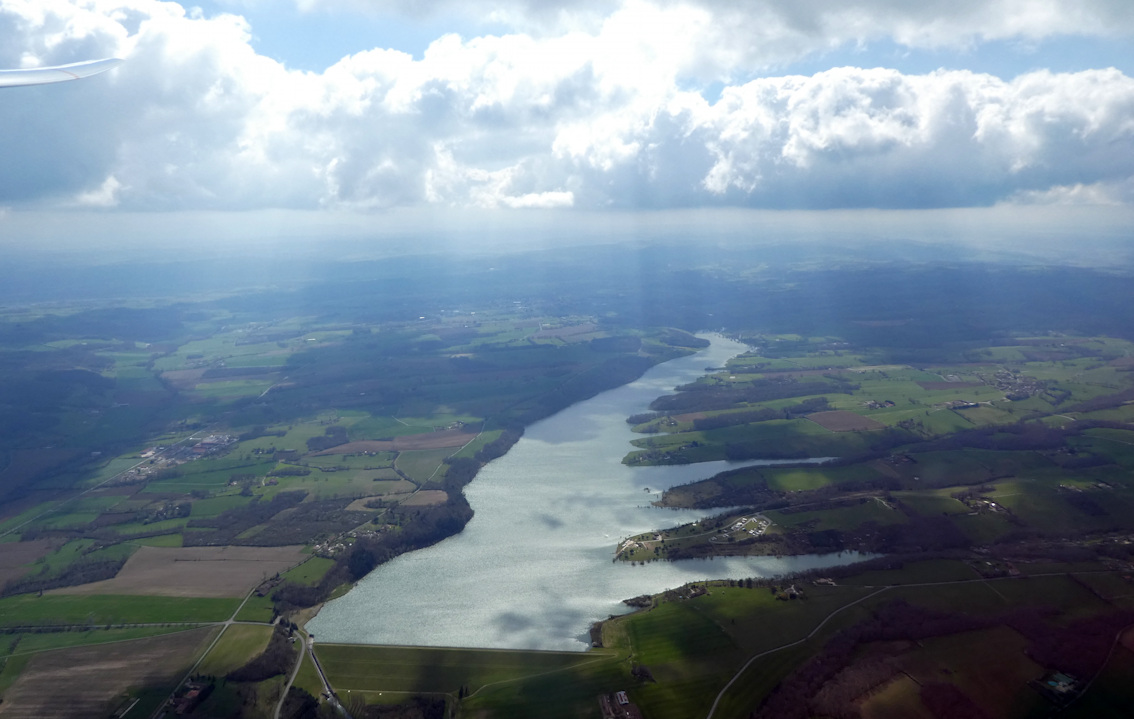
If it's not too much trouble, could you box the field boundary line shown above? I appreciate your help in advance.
[313,642,615,656]
[314,645,622,701]
[1062,621,1134,713]
[1,625,209,659]
[424,428,483,483]
[707,570,1123,717]
[339,688,449,697]
[464,650,626,700]
[151,582,269,719]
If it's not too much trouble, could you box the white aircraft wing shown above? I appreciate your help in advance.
[0,58,123,88]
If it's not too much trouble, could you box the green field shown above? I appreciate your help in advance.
[9,539,138,588]
[281,557,335,586]
[450,430,502,460]
[234,594,276,623]
[883,573,1111,618]
[318,643,624,717]
[189,494,253,518]
[395,448,453,483]
[707,642,820,719]
[626,419,885,465]
[346,415,438,440]
[260,471,413,501]
[762,463,880,491]
[0,625,200,658]
[838,558,980,586]
[615,583,886,719]
[5,278,1134,718]
[0,594,239,627]
[892,488,971,516]
[193,379,276,399]
[293,649,325,696]
[196,624,274,676]
[304,453,396,470]
[609,568,1132,719]
[767,499,906,532]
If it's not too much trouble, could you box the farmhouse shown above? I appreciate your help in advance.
[599,690,644,719]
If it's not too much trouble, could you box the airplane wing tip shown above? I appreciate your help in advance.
[0,57,125,88]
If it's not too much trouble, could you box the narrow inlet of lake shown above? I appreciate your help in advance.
[308,335,868,650]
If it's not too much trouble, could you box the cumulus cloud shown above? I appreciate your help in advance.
[0,0,1132,214]
[287,0,1134,74]
[685,67,1134,208]
[1006,179,1134,206]
[74,174,122,207]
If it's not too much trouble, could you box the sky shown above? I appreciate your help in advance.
[1,0,1133,257]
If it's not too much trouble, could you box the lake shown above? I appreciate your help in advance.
[308,334,868,651]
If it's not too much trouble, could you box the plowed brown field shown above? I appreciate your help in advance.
[0,627,216,719]
[50,545,306,598]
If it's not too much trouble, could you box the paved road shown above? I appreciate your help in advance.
[273,631,307,719]
[150,586,262,718]
[271,628,353,719]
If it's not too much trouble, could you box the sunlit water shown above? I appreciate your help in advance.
[308,335,869,651]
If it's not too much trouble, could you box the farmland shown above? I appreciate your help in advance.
[0,278,708,717]
[604,569,1134,719]
[582,331,1134,717]
[3,247,1134,717]
[0,627,217,719]
[622,334,1134,565]
[0,594,238,627]
[47,545,307,598]
[305,564,1134,719]
[317,643,627,717]
[195,624,275,676]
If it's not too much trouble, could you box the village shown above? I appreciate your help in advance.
[615,514,774,562]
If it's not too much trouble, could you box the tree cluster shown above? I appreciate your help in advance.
[238,425,288,441]
[279,687,320,719]
[1,556,128,597]
[1004,606,1134,678]
[627,411,667,425]
[268,466,312,477]
[692,397,832,431]
[273,501,475,612]
[512,355,658,426]
[185,490,307,545]
[241,499,371,546]
[650,379,843,414]
[305,424,349,452]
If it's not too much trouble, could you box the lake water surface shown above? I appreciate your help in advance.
[308,335,867,651]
